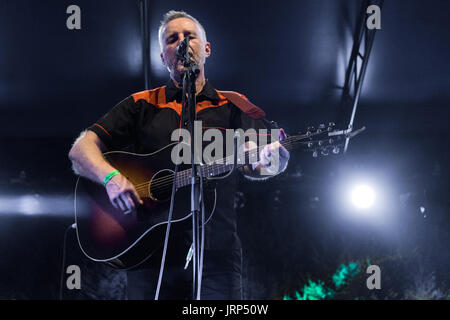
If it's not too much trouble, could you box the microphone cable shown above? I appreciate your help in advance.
[154,163,179,300]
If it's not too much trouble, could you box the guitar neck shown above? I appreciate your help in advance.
[174,137,300,188]
[171,123,355,188]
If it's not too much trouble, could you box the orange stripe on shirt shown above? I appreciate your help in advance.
[132,86,230,116]
[94,123,111,137]
[131,86,166,106]
[132,86,183,116]
[196,99,229,113]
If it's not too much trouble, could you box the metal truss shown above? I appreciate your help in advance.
[338,0,384,153]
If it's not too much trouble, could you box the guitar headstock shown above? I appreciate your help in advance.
[289,123,365,158]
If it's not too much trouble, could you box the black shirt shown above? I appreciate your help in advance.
[88,79,267,262]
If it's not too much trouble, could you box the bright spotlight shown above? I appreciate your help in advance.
[0,194,73,216]
[350,185,376,209]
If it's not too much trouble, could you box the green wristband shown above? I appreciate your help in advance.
[103,170,120,186]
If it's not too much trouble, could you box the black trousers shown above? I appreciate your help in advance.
[126,248,243,300]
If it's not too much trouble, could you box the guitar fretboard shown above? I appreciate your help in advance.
[174,138,296,188]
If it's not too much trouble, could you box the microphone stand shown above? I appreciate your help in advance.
[178,37,203,300]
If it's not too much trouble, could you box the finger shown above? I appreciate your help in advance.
[119,193,132,213]
[128,186,143,205]
[265,145,271,158]
[279,128,287,141]
[114,197,126,212]
[130,189,144,205]
[280,145,289,158]
[110,198,119,210]
[125,192,136,210]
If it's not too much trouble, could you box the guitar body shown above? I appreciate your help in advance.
[75,143,195,269]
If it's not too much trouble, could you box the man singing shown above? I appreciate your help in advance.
[69,10,289,300]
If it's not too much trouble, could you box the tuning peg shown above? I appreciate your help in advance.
[312,150,318,158]
[307,142,314,148]
[306,127,315,136]
[326,122,336,132]
[321,149,329,156]
[318,141,323,146]
[316,124,325,134]
[328,138,334,144]
[332,147,340,154]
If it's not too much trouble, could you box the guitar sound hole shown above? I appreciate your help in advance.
[148,169,174,202]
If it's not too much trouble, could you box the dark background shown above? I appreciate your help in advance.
[0,0,448,299]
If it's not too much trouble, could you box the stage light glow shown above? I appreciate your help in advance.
[150,34,167,76]
[19,195,41,215]
[124,35,142,76]
[334,172,393,224]
[350,184,376,209]
[0,195,73,216]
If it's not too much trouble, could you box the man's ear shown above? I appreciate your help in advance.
[160,52,166,66]
[205,42,211,58]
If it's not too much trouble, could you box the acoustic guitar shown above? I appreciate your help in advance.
[74,124,363,269]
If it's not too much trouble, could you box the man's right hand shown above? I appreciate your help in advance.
[105,174,143,215]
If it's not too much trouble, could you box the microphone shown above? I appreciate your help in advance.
[175,36,200,77]
[175,36,190,60]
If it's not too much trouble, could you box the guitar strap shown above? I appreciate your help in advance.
[218,91,266,119]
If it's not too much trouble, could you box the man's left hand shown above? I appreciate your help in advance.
[253,128,290,176]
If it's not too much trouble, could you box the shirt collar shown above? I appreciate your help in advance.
[165,78,220,103]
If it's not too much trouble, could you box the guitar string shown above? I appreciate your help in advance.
[133,130,342,194]
[134,135,339,195]
[132,134,304,190]
[132,135,302,191]
[132,136,326,195]
[133,135,334,194]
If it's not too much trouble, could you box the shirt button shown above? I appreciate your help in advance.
[184,121,188,126]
